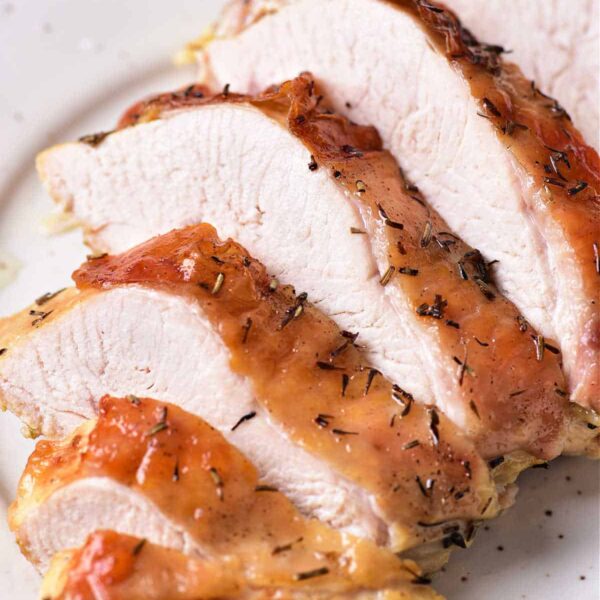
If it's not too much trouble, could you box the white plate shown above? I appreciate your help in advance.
[0,2,597,598]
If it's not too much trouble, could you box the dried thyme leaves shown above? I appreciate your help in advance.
[211,272,225,295]
[79,131,111,147]
[146,406,169,437]
[231,411,257,432]
[131,538,147,556]
[35,288,66,306]
[416,294,447,319]
[279,292,308,329]
[295,567,329,581]
[29,309,53,327]
[392,385,414,417]
[241,317,253,344]
[379,266,395,286]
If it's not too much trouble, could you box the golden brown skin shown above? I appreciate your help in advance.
[41,530,443,600]
[25,397,439,599]
[397,0,600,411]
[69,225,497,551]
[114,74,598,461]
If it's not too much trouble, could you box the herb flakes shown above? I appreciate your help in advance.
[209,467,224,500]
[474,277,496,300]
[255,485,277,492]
[402,439,420,450]
[416,294,447,319]
[516,315,529,332]
[29,309,53,327]
[332,427,359,436]
[279,292,307,329]
[295,567,329,581]
[35,288,66,306]
[231,411,257,432]
[532,334,545,361]
[211,272,225,295]
[272,537,303,556]
[488,456,505,469]
[392,385,414,416]
[146,419,168,437]
[315,413,334,428]
[442,531,467,549]
[79,131,110,147]
[420,221,433,247]
[567,181,588,196]
[132,538,147,556]
[415,475,435,498]
[380,266,395,286]
[364,368,380,395]
[482,97,501,117]
[544,177,566,188]
[316,360,343,371]
[428,408,440,446]
[241,318,253,344]
[341,373,350,396]
[340,144,363,157]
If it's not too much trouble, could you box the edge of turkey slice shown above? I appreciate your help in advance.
[11,395,437,600]
[194,0,600,410]
[194,0,600,150]
[441,0,599,151]
[41,530,443,600]
[35,75,596,461]
[1,225,502,563]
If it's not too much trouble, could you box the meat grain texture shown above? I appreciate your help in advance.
[35,76,598,468]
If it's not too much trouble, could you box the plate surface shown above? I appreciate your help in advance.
[0,1,598,598]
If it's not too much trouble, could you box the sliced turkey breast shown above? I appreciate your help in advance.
[12,395,438,600]
[1,225,501,564]
[42,531,443,600]
[443,0,599,150]
[190,0,600,410]
[36,75,597,461]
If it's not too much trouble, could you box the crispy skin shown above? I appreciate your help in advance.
[41,530,443,600]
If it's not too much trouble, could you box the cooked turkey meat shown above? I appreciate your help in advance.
[34,76,596,462]
[2,225,501,562]
[12,394,440,600]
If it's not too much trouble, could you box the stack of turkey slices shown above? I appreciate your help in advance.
[1,0,598,598]
[192,0,600,410]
